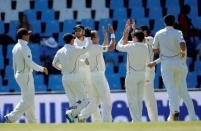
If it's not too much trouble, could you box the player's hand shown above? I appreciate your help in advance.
[147,62,156,68]
[131,19,136,30]
[43,67,48,75]
[102,26,108,37]
[108,24,114,34]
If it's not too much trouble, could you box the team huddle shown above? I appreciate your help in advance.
[4,15,197,123]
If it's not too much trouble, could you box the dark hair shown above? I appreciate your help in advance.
[63,33,75,44]
[131,31,144,42]
[181,4,191,15]
[16,28,31,39]
[139,25,150,35]
[164,15,175,26]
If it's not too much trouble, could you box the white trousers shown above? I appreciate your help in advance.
[161,58,182,114]
[125,72,145,122]
[78,65,101,121]
[174,64,197,120]
[144,69,158,121]
[6,72,36,123]
[91,72,112,122]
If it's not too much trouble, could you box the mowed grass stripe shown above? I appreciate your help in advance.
[0,121,201,131]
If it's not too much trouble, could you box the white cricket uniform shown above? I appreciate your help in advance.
[153,26,184,115]
[116,39,149,121]
[144,36,158,121]
[52,39,91,116]
[155,51,197,120]
[6,39,44,123]
[74,38,101,121]
[87,44,112,122]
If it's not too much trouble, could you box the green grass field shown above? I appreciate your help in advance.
[0,122,201,131]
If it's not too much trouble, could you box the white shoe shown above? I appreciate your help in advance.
[65,110,75,123]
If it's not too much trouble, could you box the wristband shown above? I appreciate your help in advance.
[111,34,115,39]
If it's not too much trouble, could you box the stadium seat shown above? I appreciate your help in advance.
[0,50,4,69]
[118,63,126,78]
[185,0,198,7]
[113,8,127,20]
[72,0,86,10]
[154,75,160,89]
[131,7,145,19]
[48,75,64,92]
[30,20,41,33]
[45,21,60,36]
[91,0,106,10]
[77,9,92,21]
[186,57,193,67]
[192,17,201,29]
[29,44,41,64]
[8,21,19,41]
[116,19,126,33]
[24,10,37,22]
[128,0,143,8]
[95,9,109,20]
[16,0,30,11]
[6,44,14,65]
[110,0,124,10]
[53,0,67,11]
[0,21,5,34]
[152,19,164,34]
[34,0,49,11]
[103,52,118,66]
[135,18,150,27]
[187,72,197,88]
[34,74,47,92]
[41,10,55,22]
[7,77,20,92]
[149,8,163,19]
[81,19,95,29]
[0,0,11,12]
[63,20,77,33]
[146,0,161,9]
[59,9,74,21]
[107,74,121,90]
[166,7,180,18]
[194,60,201,75]
[4,10,19,23]
[155,63,161,76]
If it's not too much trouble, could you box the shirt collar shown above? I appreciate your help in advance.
[165,26,174,30]
[64,44,73,48]
[18,39,28,45]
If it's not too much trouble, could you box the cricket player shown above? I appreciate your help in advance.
[4,28,48,123]
[139,26,158,121]
[69,25,101,122]
[52,33,91,122]
[87,25,115,122]
[116,20,149,121]
[152,15,187,120]
[148,40,197,121]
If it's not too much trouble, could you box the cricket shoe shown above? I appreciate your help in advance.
[167,111,179,121]
[4,116,12,123]
[65,110,75,123]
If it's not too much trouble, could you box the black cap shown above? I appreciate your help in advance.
[63,33,75,44]
[73,24,84,32]
[17,28,32,39]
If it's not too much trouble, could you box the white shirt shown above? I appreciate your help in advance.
[74,37,89,64]
[88,44,107,72]
[145,36,155,71]
[12,39,44,75]
[52,38,90,75]
[116,39,149,73]
[153,26,185,60]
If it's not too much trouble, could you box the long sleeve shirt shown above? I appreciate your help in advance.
[52,38,90,75]
[12,39,44,75]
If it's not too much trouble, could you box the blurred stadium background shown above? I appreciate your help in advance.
[0,0,201,123]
